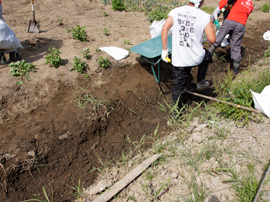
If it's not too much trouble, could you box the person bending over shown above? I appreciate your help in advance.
[161,0,215,113]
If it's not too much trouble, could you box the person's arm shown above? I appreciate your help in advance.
[161,16,173,62]
[204,20,216,44]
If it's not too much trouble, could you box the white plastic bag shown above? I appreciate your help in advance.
[149,19,172,38]
[0,19,23,49]
[263,31,270,41]
[250,85,270,118]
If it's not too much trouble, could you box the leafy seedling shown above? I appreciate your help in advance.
[9,60,35,85]
[98,56,110,69]
[45,47,63,68]
[124,39,133,45]
[102,11,108,16]
[70,56,87,74]
[57,19,63,26]
[103,28,110,36]
[66,25,88,42]
[81,48,90,59]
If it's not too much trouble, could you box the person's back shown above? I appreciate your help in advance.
[169,5,211,67]
[227,0,253,26]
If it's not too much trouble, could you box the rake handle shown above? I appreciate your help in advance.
[186,90,262,114]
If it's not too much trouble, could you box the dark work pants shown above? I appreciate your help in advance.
[214,19,245,62]
[172,49,212,106]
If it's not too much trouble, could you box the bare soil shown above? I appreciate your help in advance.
[0,0,269,201]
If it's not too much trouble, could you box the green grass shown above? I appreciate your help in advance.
[201,6,215,14]
[213,67,270,125]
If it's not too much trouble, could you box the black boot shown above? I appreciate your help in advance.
[0,50,7,65]
[230,60,240,75]
[7,51,21,63]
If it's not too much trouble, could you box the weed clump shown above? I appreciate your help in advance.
[112,0,127,11]
[146,6,169,23]
[213,67,270,125]
[9,60,35,85]
[262,4,270,12]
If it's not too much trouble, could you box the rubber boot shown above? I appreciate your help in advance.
[0,49,7,65]
[208,45,216,55]
[231,60,240,75]
[6,51,21,63]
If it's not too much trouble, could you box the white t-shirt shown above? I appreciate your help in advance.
[168,6,210,67]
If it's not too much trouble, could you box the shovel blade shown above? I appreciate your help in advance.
[28,20,40,33]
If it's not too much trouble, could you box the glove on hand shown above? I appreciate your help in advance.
[214,20,220,29]
[161,50,169,63]
[213,6,221,20]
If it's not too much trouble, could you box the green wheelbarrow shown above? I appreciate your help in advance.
[130,35,172,83]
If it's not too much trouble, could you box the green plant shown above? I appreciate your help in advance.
[103,28,110,36]
[23,186,53,202]
[57,19,63,26]
[147,7,169,23]
[124,39,132,45]
[45,47,63,68]
[9,60,35,85]
[139,174,170,201]
[66,179,84,202]
[232,175,258,202]
[96,48,101,53]
[112,0,127,11]
[183,175,211,202]
[98,56,110,68]
[102,11,108,16]
[66,25,88,42]
[70,56,87,74]
[262,4,270,12]
[73,87,113,120]
[81,48,90,59]
[213,68,270,125]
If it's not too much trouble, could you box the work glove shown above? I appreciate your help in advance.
[214,20,220,29]
[161,50,169,63]
[213,6,221,20]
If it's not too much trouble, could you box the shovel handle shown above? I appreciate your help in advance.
[31,1,35,22]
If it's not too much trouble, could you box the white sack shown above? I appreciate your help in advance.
[99,46,129,61]
[250,85,270,118]
[0,19,23,49]
[149,19,173,38]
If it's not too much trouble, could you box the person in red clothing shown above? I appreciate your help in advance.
[0,0,21,64]
[209,0,253,74]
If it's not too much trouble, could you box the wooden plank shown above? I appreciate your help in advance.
[93,153,162,202]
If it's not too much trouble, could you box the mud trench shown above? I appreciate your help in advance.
[0,20,269,202]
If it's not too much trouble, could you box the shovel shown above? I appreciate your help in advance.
[28,0,40,33]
